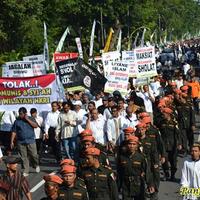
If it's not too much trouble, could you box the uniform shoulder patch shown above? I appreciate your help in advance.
[73,192,82,197]
[103,165,112,170]
[77,177,85,182]
[98,174,107,178]
[133,161,141,165]
[59,193,65,197]
[149,135,156,138]
[84,173,92,177]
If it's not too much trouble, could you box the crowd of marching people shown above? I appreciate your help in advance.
[0,64,200,200]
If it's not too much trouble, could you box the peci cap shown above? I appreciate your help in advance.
[60,165,76,174]
[81,136,95,142]
[123,127,135,134]
[60,159,75,167]
[181,85,188,91]
[43,175,63,185]
[142,116,151,124]
[174,89,182,94]
[127,135,139,143]
[138,112,150,119]
[80,129,93,137]
[161,96,170,102]
[4,155,22,164]
[84,147,100,156]
[136,122,147,129]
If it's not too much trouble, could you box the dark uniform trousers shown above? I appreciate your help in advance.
[159,120,181,177]
[146,125,165,198]
[48,127,62,162]
[117,151,152,200]
[177,103,195,151]
[80,165,119,200]
[139,137,159,200]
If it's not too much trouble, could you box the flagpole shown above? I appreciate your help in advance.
[43,22,49,72]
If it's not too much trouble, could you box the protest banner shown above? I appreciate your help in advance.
[102,51,121,77]
[56,58,83,91]
[0,74,59,111]
[54,52,78,64]
[104,61,130,95]
[135,77,149,86]
[2,61,34,77]
[75,59,107,95]
[122,50,137,77]
[23,54,46,76]
[57,58,107,94]
[134,46,157,78]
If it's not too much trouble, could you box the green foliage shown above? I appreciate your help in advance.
[0,0,200,63]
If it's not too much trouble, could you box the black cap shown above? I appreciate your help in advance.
[102,96,108,101]
[4,155,22,164]
[113,90,121,96]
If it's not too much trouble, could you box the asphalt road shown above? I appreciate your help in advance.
[0,114,199,200]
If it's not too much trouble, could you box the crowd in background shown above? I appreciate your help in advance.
[0,40,200,200]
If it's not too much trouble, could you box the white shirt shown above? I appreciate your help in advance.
[181,158,200,188]
[34,116,43,139]
[44,110,60,133]
[56,110,77,139]
[139,91,155,113]
[124,114,138,128]
[90,116,106,145]
[0,111,16,132]
[183,63,190,75]
[180,158,200,200]
[0,147,3,158]
[74,109,87,135]
[74,109,87,122]
[175,79,184,89]
[150,81,161,97]
[106,116,128,145]
[103,108,112,120]
[94,99,103,108]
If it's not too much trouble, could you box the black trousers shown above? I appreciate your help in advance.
[162,149,177,176]
[0,131,12,154]
[48,127,62,162]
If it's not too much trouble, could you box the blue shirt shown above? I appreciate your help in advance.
[12,117,36,144]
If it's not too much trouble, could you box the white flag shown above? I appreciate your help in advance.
[89,20,96,57]
[75,37,83,59]
[50,27,70,71]
[43,22,49,71]
[140,28,146,47]
[133,32,139,49]
[55,27,70,52]
[117,29,122,52]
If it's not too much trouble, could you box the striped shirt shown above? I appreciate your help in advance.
[1,170,30,200]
